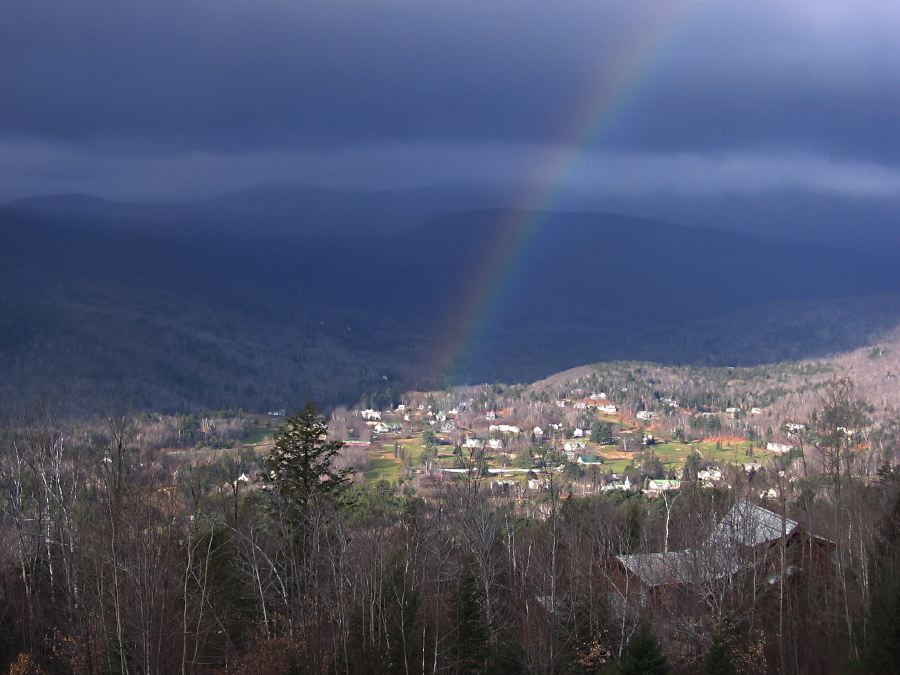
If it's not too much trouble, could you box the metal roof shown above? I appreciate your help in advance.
[616,501,797,587]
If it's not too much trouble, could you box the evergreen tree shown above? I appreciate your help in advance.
[861,489,900,673]
[452,558,490,674]
[262,403,353,514]
[591,421,614,444]
[703,629,736,675]
[619,623,669,675]
[862,585,900,674]
[682,451,702,483]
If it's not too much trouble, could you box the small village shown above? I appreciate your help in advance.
[296,354,874,510]
[337,392,801,499]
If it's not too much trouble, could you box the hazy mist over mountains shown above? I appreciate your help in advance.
[3,182,900,414]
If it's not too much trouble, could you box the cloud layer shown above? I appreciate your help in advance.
[2,0,899,201]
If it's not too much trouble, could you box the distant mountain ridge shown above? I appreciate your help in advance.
[2,186,900,415]
[1,182,521,238]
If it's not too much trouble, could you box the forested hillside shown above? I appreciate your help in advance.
[4,189,900,415]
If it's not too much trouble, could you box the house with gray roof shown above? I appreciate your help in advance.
[609,500,830,602]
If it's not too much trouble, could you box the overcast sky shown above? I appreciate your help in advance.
[2,0,899,202]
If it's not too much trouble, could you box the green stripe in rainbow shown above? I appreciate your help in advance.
[434,0,694,383]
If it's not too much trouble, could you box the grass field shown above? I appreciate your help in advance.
[630,439,764,470]
[364,454,402,482]
[242,424,276,446]
[597,458,632,473]
[362,437,430,482]
[358,435,772,483]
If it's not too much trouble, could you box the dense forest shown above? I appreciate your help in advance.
[2,381,900,674]
[5,192,900,416]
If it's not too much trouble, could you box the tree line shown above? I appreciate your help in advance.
[2,385,900,674]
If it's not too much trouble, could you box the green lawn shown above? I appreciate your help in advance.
[357,431,769,484]
[242,426,274,447]
[364,456,402,482]
[362,437,429,482]
[637,440,765,470]
[600,458,633,473]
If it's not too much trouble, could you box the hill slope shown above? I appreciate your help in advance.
[2,188,900,414]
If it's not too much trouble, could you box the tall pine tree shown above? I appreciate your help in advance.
[452,558,490,674]
[262,403,353,515]
[619,623,669,675]
[703,628,736,675]
[861,487,900,673]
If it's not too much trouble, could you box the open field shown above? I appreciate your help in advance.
[353,431,773,484]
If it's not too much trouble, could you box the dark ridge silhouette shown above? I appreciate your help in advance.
[2,189,900,414]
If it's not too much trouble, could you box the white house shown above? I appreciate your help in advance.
[766,442,794,454]
[636,410,654,421]
[750,407,762,415]
[555,400,566,408]
[564,441,586,460]
[487,438,504,450]
[646,479,681,495]
[574,401,587,410]
[485,411,497,420]
[598,404,618,415]
[464,438,483,449]
[533,426,544,437]
[498,424,520,434]
[373,422,400,434]
[361,409,382,421]
[785,422,807,432]
[572,427,585,438]
[602,476,633,492]
[493,479,517,490]
[698,468,723,482]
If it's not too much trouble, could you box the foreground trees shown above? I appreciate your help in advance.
[0,396,899,674]
[263,405,353,512]
[618,624,669,675]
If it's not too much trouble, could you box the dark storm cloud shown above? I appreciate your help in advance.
[1,0,899,199]
[1,0,610,150]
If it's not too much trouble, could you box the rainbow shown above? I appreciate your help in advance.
[433,0,693,383]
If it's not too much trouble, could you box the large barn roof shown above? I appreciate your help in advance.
[616,501,798,588]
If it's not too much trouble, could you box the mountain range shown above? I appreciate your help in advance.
[2,183,900,415]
